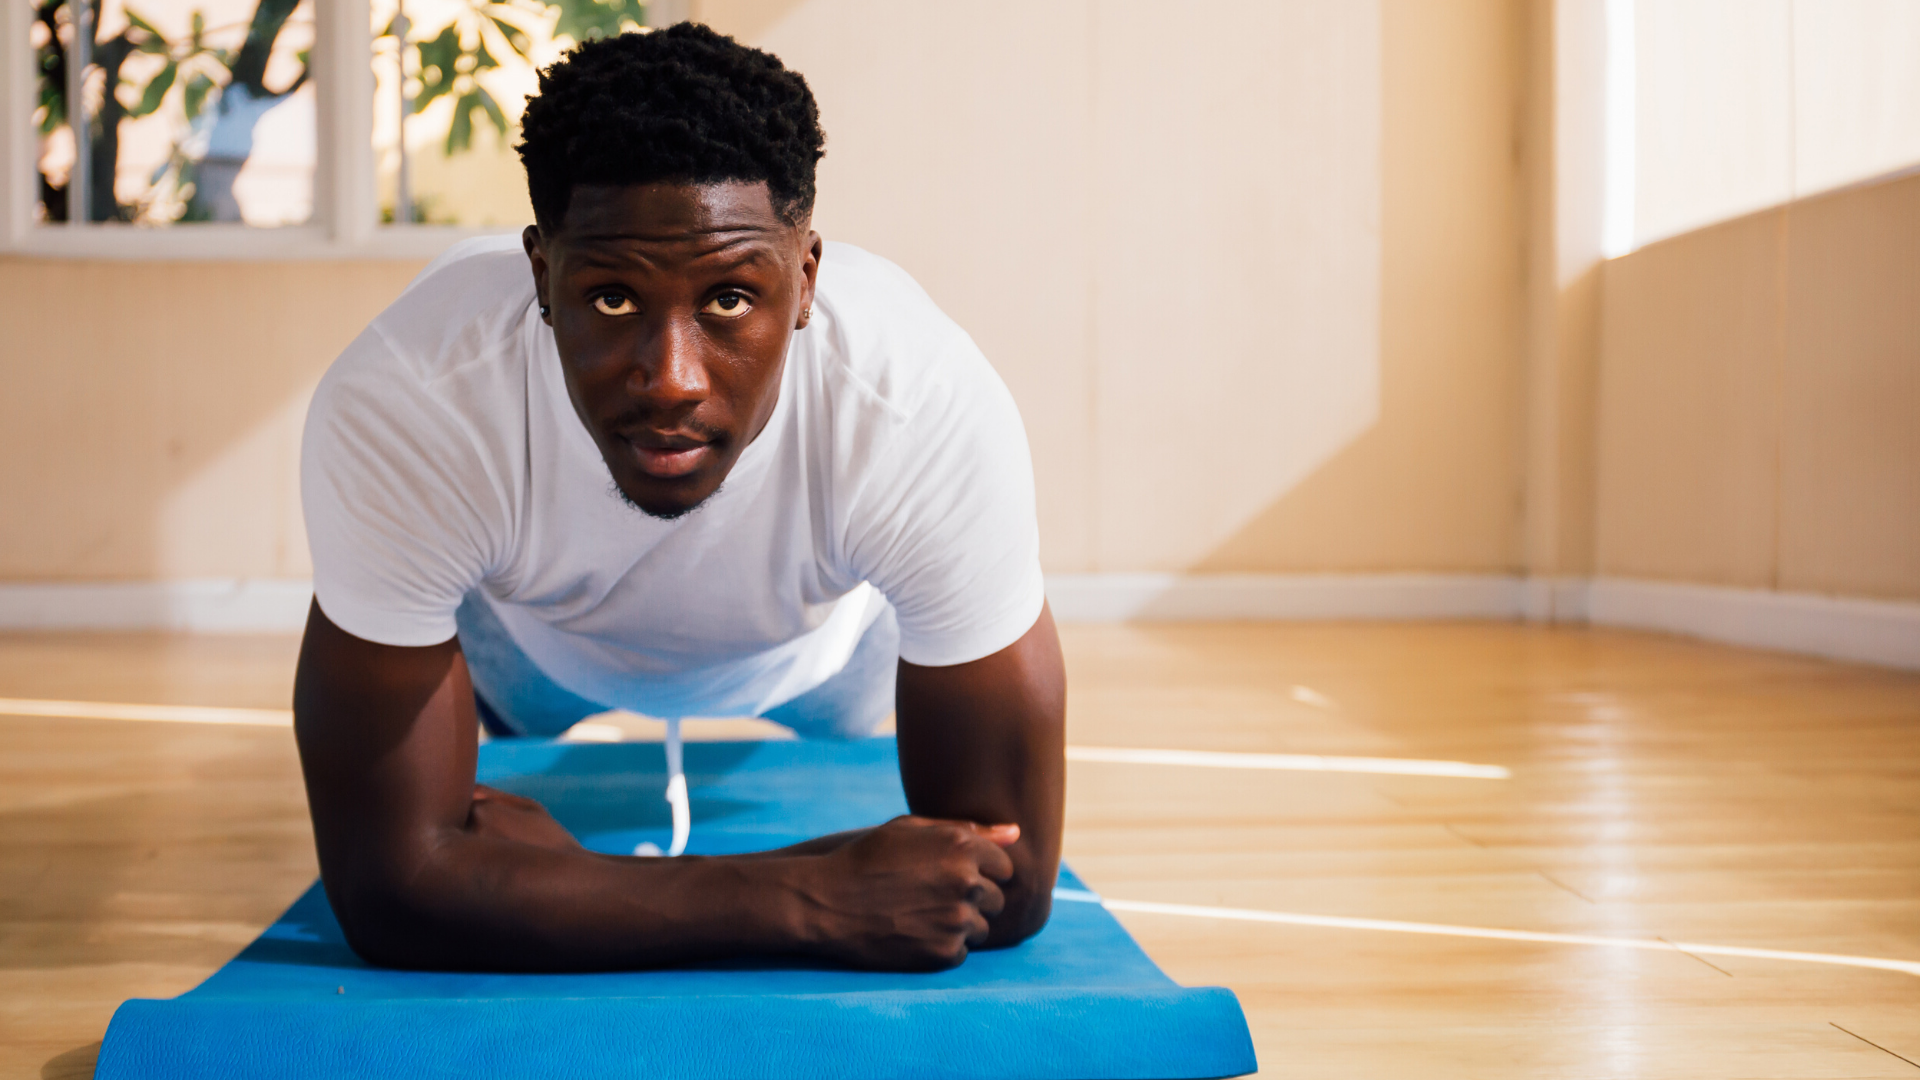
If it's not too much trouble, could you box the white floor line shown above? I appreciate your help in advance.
[1065,745,1510,779]
[1050,893,1920,977]
[0,697,293,726]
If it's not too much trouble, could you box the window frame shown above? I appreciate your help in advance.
[0,0,531,259]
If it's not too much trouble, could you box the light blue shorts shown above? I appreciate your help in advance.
[454,593,899,741]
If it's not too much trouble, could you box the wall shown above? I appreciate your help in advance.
[1595,168,1920,601]
[1191,0,1525,575]
[0,0,1534,583]
[0,258,423,581]
[712,0,1527,575]
[1518,0,1606,597]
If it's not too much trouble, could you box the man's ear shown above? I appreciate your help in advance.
[796,228,823,329]
[523,224,552,324]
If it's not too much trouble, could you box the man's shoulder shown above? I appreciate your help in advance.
[310,234,534,453]
[811,242,983,418]
[366,235,538,385]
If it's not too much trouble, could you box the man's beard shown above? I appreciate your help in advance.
[607,478,718,522]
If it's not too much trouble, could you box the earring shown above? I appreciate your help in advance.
[802,305,812,322]
[539,303,551,318]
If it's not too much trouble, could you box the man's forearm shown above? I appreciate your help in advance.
[327,833,820,972]
[322,812,1014,972]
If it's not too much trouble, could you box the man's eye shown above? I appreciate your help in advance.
[592,294,636,316]
[701,292,752,318]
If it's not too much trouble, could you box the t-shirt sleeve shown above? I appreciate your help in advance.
[300,327,505,647]
[844,336,1046,667]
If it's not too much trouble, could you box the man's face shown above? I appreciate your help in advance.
[524,181,821,518]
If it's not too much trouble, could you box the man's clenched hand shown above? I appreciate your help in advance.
[786,815,1019,970]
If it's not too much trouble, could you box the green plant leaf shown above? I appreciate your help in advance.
[551,0,637,44]
[476,84,507,132]
[414,24,460,107]
[183,70,213,119]
[489,14,532,59]
[446,90,475,153]
[129,58,177,117]
[38,65,66,131]
[124,8,172,52]
[472,36,501,72]
[444,87,509,155]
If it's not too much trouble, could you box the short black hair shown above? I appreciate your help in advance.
[517,23,826,231]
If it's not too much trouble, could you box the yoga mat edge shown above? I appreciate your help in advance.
[97,988,1256,1080]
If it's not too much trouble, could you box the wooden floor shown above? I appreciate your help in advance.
[2,623,1917,1078]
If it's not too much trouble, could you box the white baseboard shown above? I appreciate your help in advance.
[2,573,1914,671]
[1043,573,1524,622]
[1586,577,1920,671]
[0,579,313,632]
[1044,572,1918,670]
[1522,576,1591,623]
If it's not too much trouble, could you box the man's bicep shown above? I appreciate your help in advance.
[893,604,1065,818]
[893,602,1066,943]
[291,601,479,907]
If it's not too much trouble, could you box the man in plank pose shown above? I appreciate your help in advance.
[293,23,1063,972]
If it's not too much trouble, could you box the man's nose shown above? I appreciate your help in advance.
[631,314,711,407]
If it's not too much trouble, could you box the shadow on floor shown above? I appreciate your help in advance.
[42,1041,98,1080]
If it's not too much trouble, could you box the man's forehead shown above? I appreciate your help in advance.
[566,232,787,273]
[557,181,795,248]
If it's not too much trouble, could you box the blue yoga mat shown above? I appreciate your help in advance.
[95,738,1257,1079]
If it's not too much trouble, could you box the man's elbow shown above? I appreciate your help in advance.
[320,861,464,970]
[986,890,1054,949]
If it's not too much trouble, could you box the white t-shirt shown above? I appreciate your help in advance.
[301,237,1044,720]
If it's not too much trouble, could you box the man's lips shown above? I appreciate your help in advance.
[620,433,713,479]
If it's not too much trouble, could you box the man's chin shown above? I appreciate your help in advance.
[608,475,719,521]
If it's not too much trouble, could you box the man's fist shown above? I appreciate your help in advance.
[792,815,1019,971]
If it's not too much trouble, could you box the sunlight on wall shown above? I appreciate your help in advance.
[1600,0,1634,258]
[1088,1,1381,572]
[1629,0,1920,250]
[1793,2,1920,193]
[733,0,1383,573]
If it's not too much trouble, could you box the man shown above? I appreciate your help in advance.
[292,23,1063,973]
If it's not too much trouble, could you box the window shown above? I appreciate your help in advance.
[2,0,667,257]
